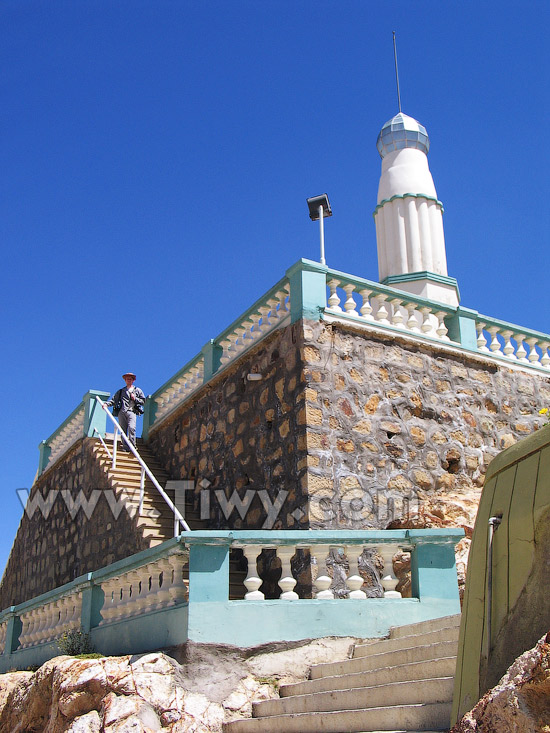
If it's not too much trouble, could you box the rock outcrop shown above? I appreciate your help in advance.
[451,631,550,732]
[0,637,358,732]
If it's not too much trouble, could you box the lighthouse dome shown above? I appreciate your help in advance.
[376,112,430,159]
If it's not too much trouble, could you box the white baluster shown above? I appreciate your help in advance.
[167,554,188,605]
[121,571,141,618]
[327,280,342,312]
[526,337,540,364]
[234,326,247,354]
[378,545,402,598]
[374,295,390,325]
[487,326,503,356]
[132,567,152,612]
[156,558,174,609]
[99,579,117,625]
[515,334,529,363]
[419,307,435,336]
[147,562,164,610]
[358,289,373,320]
[405,304,421,333]
[259,305,271,332]
[343,284,358,316]
[249,313,262,339]
[243,546,265,600]
[345,546,366,599]
[434,311,450,341]
[312,545,334,599]
[20,609,35,647]
[68,594,81,630]
[500,330,515,358]
[276,546,298,600]
[278,288,290,316]
[540,342,550,368]
[44,600,62,642]
[476,323,490,352]
[32,607,48,645]
[389,298,405,328]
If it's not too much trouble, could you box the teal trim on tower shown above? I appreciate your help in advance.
[373,192,444,217]
[382,270,460,300]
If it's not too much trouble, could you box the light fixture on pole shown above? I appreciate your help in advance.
[307,194,332,266]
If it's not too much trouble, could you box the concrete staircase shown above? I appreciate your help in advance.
[91,436,247,595]
[224,614,460,733]
[92,437,204,544]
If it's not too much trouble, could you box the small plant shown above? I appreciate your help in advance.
[539,408,550,424]
[57,628,95,656]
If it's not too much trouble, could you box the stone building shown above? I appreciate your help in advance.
[1,110,549,608]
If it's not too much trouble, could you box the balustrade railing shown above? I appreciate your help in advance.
[152,355,205,424]
[236,538,402,601]
[18,590,81,649]
[36,262,550,474]
[0,529,463,670]
[98,552,188,624]
[324,273,454,344]
[217,279,290,366]
[475,316,550,370]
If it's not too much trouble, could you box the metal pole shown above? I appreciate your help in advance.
[319,205,326,265]
[486,516,501,658]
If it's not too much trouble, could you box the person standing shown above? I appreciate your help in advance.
[105,372,145,450]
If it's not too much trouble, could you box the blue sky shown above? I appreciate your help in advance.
[1,1,549,577]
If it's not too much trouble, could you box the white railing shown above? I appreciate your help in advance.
[218,283,290,366]
[325,277,453,344]
[96,397,190,534]
[154,358,205,423]
[18,590,81,649]
[475,319,550,370]
[45,405,86,471]
[99,552,187,624]
[237,541,402,601]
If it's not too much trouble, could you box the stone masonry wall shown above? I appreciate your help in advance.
[300,319,550,534]
[0,438,150,608]
[147,323,309,530]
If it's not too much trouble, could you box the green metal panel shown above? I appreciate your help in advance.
[508,454,538,611]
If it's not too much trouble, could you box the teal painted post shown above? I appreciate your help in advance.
[3,610,21,654]
[38,440,51,476]
[83,390,110,438]
[411,542,460,604]
[188,541,230,603]
[446,306,479,351]
[142,396,157,442]
[80,579,104,632]
[202,340,223,382]
[286,259,328,323]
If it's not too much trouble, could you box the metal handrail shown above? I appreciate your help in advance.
[96,397,190,534]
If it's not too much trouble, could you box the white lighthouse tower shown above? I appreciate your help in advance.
[374,112,459,307]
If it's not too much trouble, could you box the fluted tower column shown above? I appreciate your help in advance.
[374,113,459,307]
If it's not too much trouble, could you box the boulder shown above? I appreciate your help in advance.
[451,631,550,732]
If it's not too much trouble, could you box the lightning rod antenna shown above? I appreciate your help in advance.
[392,31,402,113]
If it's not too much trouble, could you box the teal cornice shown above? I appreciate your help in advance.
[382,270,460,300]
[373,193,444,217]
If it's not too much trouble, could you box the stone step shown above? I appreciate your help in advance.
[353,626,459,658]
[223,702,452,732]
[253,677,453,717]
[310,640,459,680]
[387,615,460,640]
[280,656,457,697]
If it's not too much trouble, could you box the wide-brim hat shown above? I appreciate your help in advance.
[122,372,137,379]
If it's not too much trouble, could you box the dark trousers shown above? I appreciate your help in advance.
[118,409,137,447]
